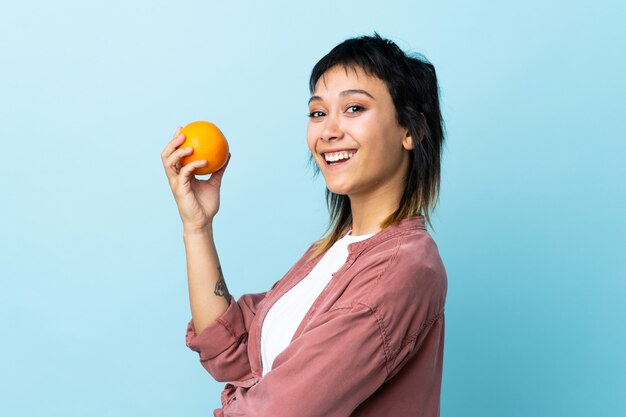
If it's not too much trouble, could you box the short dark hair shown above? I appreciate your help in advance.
[307,32,446,260]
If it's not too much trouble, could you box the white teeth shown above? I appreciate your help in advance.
[324,151,355,162]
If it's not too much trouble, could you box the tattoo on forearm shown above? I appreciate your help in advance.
[214,265,231,304]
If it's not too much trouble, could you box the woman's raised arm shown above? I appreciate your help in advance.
[161,126,232,334]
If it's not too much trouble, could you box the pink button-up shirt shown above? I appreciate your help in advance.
[186,215,448,416]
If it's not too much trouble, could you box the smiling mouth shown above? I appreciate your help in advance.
[322,150,357,166]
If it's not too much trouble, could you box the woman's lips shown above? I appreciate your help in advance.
[323,151,356,170]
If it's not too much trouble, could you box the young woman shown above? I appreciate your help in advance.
[161,33,447,417]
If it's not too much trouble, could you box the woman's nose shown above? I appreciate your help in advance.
[320,114,344,142]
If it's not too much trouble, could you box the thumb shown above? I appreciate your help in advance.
[208,152,231,183]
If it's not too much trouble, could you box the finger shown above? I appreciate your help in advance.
[165,146,194,175]
[208,153,231,187]
[161,130,186,161]
[180,159,207,179]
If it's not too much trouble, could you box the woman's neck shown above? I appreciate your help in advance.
[349,186,403,236]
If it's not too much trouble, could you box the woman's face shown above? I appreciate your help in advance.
[307,65,414,199]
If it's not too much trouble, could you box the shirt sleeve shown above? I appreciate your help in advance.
[186,291,267,382]
[218,302,390,417]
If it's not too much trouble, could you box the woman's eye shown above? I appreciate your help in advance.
[307,111,325,118]
[346,105,365,113]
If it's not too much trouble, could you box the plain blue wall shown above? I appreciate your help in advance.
[1,1,624,416]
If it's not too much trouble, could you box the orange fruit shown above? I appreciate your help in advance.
[179,121,229,175]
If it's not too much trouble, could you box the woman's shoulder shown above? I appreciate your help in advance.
[394,228,446,278]
[359,223,445,274]
[350,228,447,313]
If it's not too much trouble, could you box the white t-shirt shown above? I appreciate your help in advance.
[260,229,376,376]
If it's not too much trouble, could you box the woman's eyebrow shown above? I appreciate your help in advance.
[308,89,376,105]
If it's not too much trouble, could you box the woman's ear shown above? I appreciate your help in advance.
[402,129,414,150]
[402,112,428,150]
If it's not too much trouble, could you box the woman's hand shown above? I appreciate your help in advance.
[161,126,231,231]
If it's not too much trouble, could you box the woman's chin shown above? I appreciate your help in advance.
[324,182,351,196]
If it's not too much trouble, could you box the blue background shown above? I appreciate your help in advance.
[1,1,624,416]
